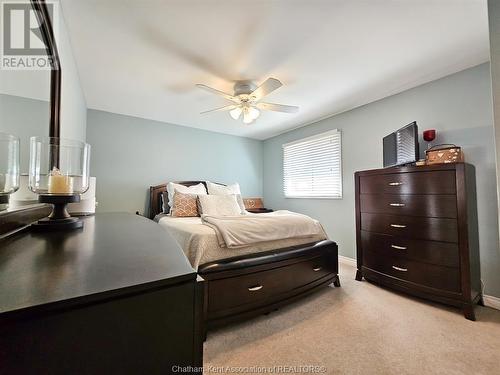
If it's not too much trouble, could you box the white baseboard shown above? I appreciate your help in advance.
[483,294,500,310]
[338,255,356,267]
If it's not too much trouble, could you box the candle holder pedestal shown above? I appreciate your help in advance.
[32,194,83,231]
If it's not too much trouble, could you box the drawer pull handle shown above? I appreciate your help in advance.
[389,203,405,207]
[391,245,407,250]
[313,266,322,272]
[388,182,403,186]
[390,224,407,228]
[392,266,408,272]
[248,285,263,292]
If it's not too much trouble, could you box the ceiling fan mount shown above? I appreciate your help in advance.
[233,80,257,97]
[197,77,299,124]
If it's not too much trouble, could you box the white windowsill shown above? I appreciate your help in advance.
[284,196,343,199]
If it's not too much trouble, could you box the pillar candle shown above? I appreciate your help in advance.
[48,168,73,194]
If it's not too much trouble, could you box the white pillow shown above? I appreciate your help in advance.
[207,181,241,195]
[206,181,246,213]
[198,194,242,216]
[166,182,207,210]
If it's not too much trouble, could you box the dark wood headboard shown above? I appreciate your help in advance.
[149,181,210,219]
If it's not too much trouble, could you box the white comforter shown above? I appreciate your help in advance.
[157,212,327,269]
[202,210,325,248]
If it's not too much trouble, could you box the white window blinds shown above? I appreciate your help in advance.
[283,129,342,198]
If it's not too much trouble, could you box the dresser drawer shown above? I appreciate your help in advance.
[361,231,459,267]
[360,194,457,218]
[208,254,334,313]
[359,171,456,195]
[362,250,460,292]
[361,213,458,242]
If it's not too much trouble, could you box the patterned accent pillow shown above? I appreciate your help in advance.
[166,182,207,210]
[171,191,199,217]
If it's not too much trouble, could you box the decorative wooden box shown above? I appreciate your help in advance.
[243,198,264,209]
[425,144,464,165]
[243,198,273,213]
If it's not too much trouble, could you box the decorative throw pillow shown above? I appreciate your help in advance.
[171,191,199,217]
[198,194,241,216]
[206,181,246,213]
[206,181,241,195]
[166,182,207,211]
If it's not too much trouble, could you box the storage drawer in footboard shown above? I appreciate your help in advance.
[207,253,335,315]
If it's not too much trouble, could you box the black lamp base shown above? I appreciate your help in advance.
[32,194,83,231]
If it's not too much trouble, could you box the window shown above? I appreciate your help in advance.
[283,129,342,199]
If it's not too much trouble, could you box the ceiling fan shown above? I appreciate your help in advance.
[197,78,299,124]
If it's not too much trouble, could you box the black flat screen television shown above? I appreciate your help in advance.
[383,121,419,168]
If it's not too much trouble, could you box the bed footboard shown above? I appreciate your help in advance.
[198,240,339,332]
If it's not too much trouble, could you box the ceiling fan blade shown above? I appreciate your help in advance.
[196,84,239,103]
[256,102,299,113]
[200,104,237,114]
[250,78,283,101]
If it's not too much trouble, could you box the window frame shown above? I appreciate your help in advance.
[282,129,343,199]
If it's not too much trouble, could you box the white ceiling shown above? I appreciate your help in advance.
[60,0,490,140]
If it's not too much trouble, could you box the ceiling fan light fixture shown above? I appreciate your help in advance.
[233,105,259,124]
[249,106,260,120]
[242,107,253,124]
[197,77,298,125]
[229,106,242,120]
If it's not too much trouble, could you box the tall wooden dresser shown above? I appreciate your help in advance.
[354,163,481,320]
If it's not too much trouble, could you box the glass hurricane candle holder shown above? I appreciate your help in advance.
[29,137,91,230]
[0,133,20,208]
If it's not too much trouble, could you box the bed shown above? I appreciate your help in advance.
[149,181,340,334]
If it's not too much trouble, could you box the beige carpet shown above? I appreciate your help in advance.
[204,263,500,375]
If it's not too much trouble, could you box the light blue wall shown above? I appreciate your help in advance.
[0,91,87,172]
[86,109,263,214]
[0,94,49,173]
[263,63,500,298]
[57,8,87,142]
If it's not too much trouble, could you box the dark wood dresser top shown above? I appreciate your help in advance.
[0,213,196,319]
[354,162,468,176]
